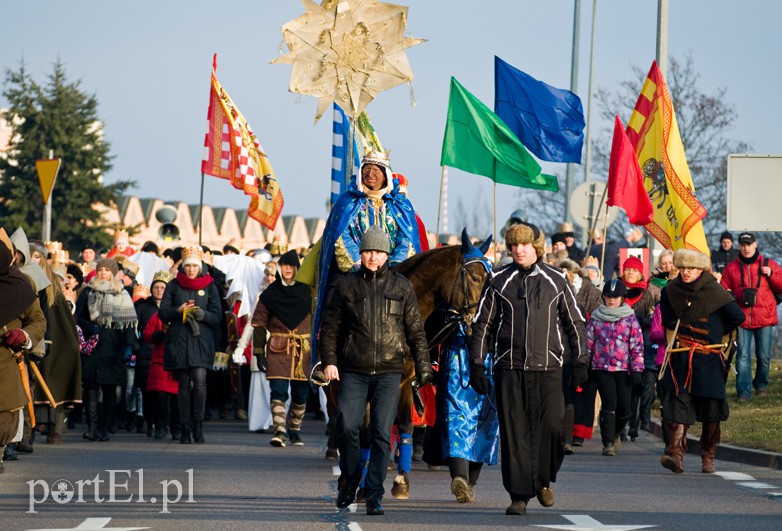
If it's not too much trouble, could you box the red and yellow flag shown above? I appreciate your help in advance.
[202,54,283,229]
[626,61,709,256]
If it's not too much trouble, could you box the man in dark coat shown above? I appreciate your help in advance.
[320,225,433,516]
[711,231,738,275]
[470,222,588,516]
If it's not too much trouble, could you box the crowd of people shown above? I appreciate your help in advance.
[1,151,778,516]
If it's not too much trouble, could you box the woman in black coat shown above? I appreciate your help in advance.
[158,247,221,444]
[75,258,138,442]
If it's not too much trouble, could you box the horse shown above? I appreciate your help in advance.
[323,228,493,500]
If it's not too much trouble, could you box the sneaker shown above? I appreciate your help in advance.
[450,476,471,503]
[505,499,527,515]
[270,431,286,447]
[629,429,638,442]
[602,444,616,457]
[287,431,304,446]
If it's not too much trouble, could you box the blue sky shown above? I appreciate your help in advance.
[2,1,780,236]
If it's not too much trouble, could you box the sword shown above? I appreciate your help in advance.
[28,358,57,407]
[14,354,36,428]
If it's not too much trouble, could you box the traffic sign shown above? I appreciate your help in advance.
[568,180,620,232]
[35,158,61,205]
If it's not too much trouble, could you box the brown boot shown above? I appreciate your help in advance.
[660,422,685,473]
[700,422,720,474]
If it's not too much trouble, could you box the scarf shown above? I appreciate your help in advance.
[739,250,759,265]
[0,242,38,328]
[87,277,138,329]
[664,272,735,325]
[591,303,635,323]
[260,279,311,331]
[175,271,214,291]
[623,278,647,308]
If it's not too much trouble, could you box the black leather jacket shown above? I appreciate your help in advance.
[319,263,431,377]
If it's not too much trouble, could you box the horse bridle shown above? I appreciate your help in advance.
[427,257,488,349]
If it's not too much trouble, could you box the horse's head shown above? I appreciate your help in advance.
[454,228,493,334]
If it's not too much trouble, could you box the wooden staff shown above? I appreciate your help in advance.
[16,357,36,427]
[29,360,57,407]
[658,319,680,381]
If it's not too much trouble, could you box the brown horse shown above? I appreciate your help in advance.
[322,229,492,499]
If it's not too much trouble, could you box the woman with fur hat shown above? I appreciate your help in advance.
[250,249,312,448]
[586,279,645,456]
[658,249,744,474]
[469,222,589,516]
[75,258,139,442]
[158,246,222,444]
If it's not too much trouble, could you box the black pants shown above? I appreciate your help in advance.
[495,369,564,500]
[84,382,117,434]
[593,371,632,445]
[175,368,207,423]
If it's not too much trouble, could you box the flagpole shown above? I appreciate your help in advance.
[347,114,357,192]
[198,172,205,246]
[493,182,498,265]
[435,166,446,247]
[598,201,609,286]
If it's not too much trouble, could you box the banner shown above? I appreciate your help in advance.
[607,115,653,225]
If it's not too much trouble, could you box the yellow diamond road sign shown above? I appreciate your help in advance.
[36,158,61,205]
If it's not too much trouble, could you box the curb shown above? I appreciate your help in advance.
[649,419,782,471]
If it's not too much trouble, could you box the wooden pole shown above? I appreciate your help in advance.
[435,166,446,246]
[198,172,205,247]
[493,182,498,264]
[598,202,609,286]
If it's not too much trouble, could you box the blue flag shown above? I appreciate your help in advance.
[494,56,585,163]
[331,103,361,206]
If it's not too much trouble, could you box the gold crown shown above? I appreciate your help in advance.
[114,229,130,243]
[45,241,63,253]
[132,284,150,300]
[203,250,214,266]
[269,241,288,255]
[182,245,204,262]
[362,148,391,169]
[51,249,70,264]
[152,270,173,284]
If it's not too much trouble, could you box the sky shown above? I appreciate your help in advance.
[2,0,781,239]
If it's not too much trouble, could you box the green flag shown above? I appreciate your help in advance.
[440,77,559,191]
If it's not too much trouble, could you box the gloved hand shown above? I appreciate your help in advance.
[231,349,246,365]
[416,370,434,387]
[572,365,589,389]
[469,365,489,395]
[185,314,200,337]
[192,308,205,322]
[254,353,267,372]
[3,329,28,349]
[152,330,166,344]
[632,371,642,387]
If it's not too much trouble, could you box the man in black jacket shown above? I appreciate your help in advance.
[470,222,589,516]
[711,231,738,275]
[320,224,433,516]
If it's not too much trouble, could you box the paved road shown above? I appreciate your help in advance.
[1,417,781,530]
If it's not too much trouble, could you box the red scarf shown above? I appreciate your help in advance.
[175,271,214,290]
[624,278,648,308]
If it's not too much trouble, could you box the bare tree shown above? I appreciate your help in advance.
[451,188,492,242]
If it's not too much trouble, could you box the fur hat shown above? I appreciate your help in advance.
[555,257,584,277]
[95,258,119,276]
[673,249,710,270]
[66,263,84,285]
[360,224,391,254]
[622,256,644,274]
[278,249,301,269]
[603,278,627,298]
[505,223,546,258]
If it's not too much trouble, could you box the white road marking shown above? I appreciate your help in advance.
[347,522,363,530]
[714,471,755,481]
[737,481,777,489]
[27,516,150,531]
[535,514,655,530]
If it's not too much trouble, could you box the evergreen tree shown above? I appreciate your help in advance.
[0,60,134,251]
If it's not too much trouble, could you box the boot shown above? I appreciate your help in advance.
[562,406,575,455]
[192,420,205,444]
[660,421,685,473]
[700,422,720,473]
[270,399,287,447]
[180,421,192,444]
[599,410,616,455]
[286,402,306,433]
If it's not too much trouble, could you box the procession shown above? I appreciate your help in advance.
[2,1,782,530]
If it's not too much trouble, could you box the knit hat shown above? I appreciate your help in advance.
[505,223,546,258]
[95,258,119,276]
[622,256,644,274]
[278,249,301,269]
[181,246,204,268]
[360,225,391,254]
[602,278,627,298]
[551,232,567,246]
[720,231,733,242]
[66,263,84,285]
[673,249,710,270]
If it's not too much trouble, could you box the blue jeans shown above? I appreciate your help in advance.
[336,372,400,503]
[736,326,772,399]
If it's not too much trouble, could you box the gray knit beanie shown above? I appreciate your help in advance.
[360,225,391,254]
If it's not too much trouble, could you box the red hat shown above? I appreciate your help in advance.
[622,256,644,274]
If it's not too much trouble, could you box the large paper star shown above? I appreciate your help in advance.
[272,0,425,123]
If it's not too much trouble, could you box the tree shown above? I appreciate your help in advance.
[0,60,134,251]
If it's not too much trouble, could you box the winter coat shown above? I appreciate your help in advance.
[76,287,138,386]
[133,297,160,390]
[711,247,738,274]
[142,313,178,395]
[587,312,645,373]
[720,254,782,329]
[319,263,431,377]
[158,277,222,371]
[33,291,81,407]
[471,260,588,372]
[0,300,46,412]
[649,304,666,367]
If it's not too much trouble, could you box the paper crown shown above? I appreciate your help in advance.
[558,222,574,234]
[182,245,204,262]
[362,148,391,169]
[51,249,70,264]
[202,250,214,266]
[151,270,173,285]
[114,229,130,244]
[45,241,63,254]
[132,284,150,302]
[269,241,288,255]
